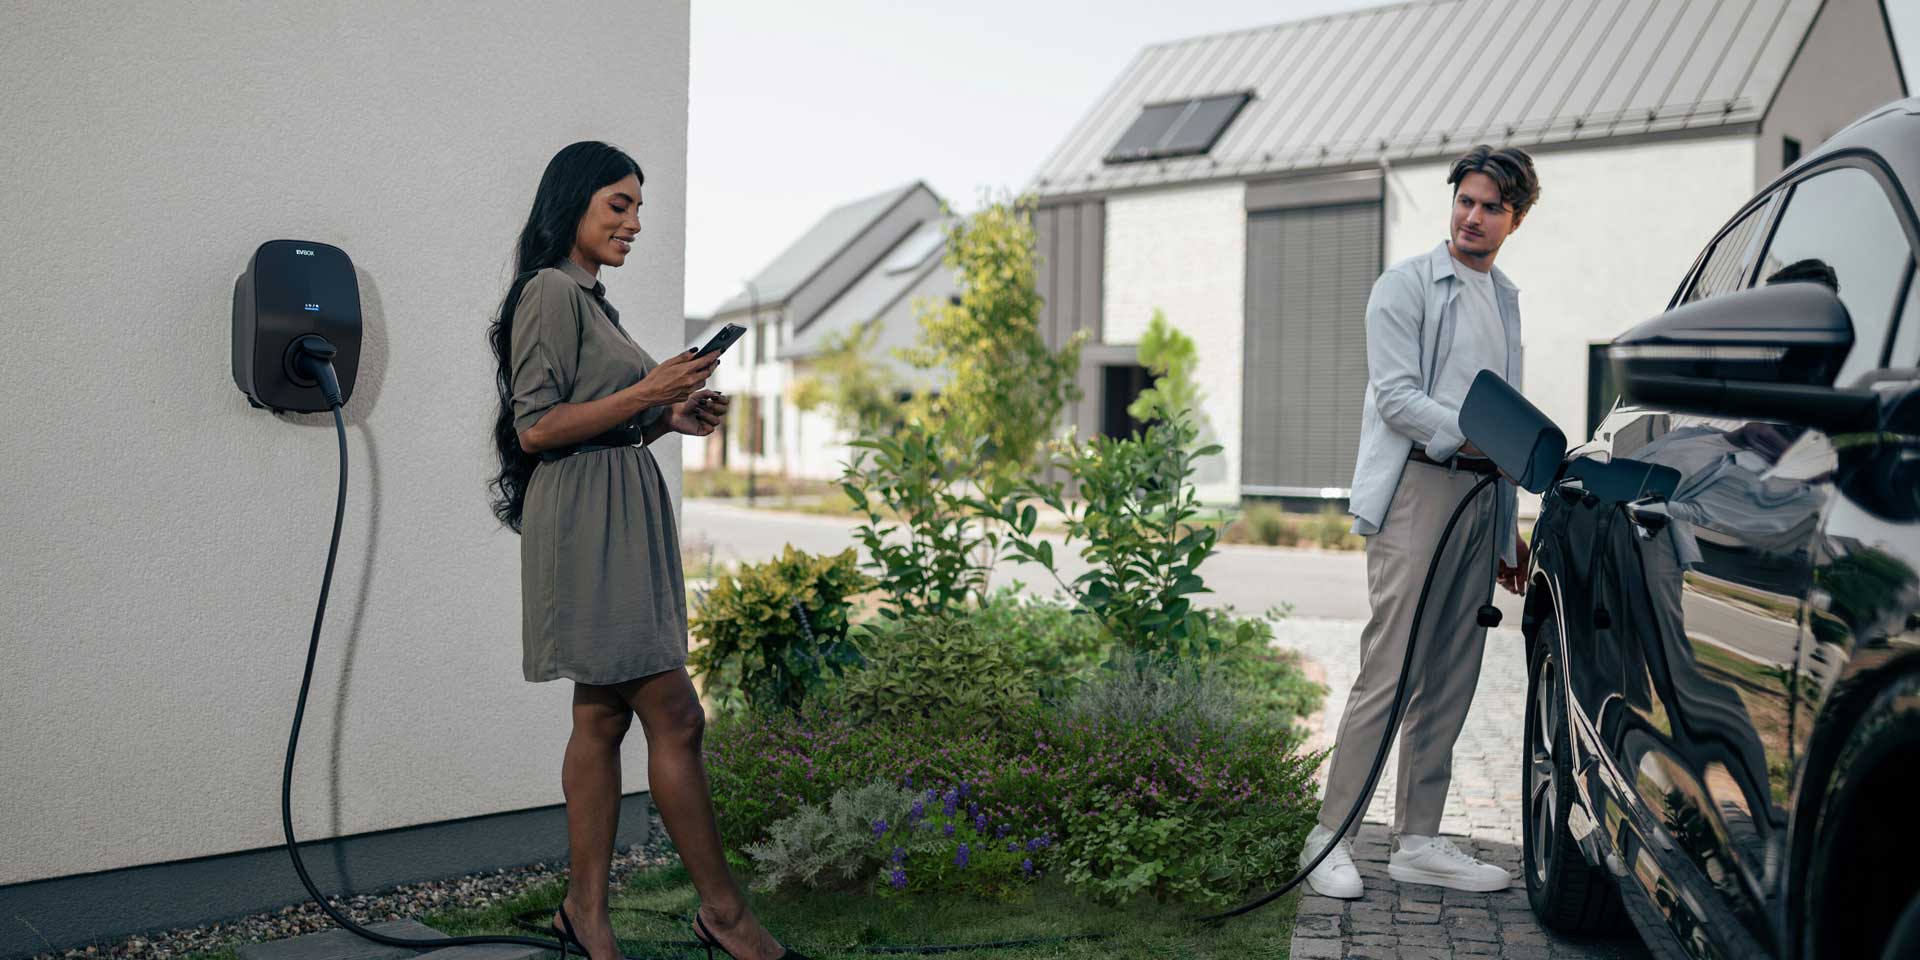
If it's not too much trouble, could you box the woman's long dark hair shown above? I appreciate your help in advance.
[488,141,644,533]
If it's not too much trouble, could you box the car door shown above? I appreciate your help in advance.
[1600,158,1916,957]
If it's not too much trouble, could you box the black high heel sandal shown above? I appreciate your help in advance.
[692,912,810,960]
[552,902,590,958]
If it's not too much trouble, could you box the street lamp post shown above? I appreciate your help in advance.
[741,279,760,508]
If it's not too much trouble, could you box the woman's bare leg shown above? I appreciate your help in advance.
[620,668,785,960]
[551,681,633,960]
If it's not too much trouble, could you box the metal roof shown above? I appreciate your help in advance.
[709,181,925,315]
[780,218,958,362]
[1033,0,1823,198]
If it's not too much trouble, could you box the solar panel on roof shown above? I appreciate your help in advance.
[1104,102,1189,162]
[1104,93,1253,164]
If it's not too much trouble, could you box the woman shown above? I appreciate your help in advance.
[487,141,802,960]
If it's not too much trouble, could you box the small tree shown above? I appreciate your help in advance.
[899,195,1086,482]
[1127,309,1203,426]
[789,319,904,435]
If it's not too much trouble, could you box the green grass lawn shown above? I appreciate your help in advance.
[412,862,1302,960]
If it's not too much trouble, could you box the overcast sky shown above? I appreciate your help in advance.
[684,1,1920,317]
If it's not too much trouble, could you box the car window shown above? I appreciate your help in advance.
[1682,202,1770,304]
[1755,165,1916,385]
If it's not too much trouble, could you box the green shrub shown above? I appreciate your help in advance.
[1308,504,1360,549]
[1060,795,1316,907]
[971,588,1109,702]
[688,546,873,714]
[838,612,1038,728]
[842,421,998,621]
[984,404,1232,665]
[705,699,1324,902]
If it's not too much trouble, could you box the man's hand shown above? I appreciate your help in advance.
[1497,536,1530,595]
[666,390,728,437]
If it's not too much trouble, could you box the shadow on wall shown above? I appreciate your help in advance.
[260,266,390,888]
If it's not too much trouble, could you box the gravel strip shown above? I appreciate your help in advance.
[29,814,676,960]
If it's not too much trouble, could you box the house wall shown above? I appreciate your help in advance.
[1757,0,1909,186]
[1102,182,1248,501]
[0,0,690,887]
[1383,134,1760,465]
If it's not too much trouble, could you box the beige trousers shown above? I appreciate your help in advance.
[1319,459,1497,839]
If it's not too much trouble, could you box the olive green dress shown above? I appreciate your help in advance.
[511,257,686,684]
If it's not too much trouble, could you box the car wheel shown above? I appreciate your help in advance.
[1523,612,1625,933]
[1883,890,1920,960]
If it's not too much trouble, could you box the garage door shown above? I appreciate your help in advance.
[1242,201,1380,495]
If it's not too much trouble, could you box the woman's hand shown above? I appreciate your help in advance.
[638,349,721,407]
[666,390,728,437]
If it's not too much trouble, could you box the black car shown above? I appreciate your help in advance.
[1520,96,1920,959]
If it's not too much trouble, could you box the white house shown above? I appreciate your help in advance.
[1030,0,1908,506]
[0,3,690,955]
[688,182,956,481]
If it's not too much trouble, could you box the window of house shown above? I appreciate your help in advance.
[1104,93,1251,164]
[1755,165,1916,384]
[1783,137,1802,169]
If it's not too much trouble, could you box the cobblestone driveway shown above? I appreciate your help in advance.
[1273,618,1652,960]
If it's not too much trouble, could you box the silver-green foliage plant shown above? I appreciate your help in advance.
[742,780,920,893]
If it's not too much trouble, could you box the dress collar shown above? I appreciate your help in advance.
[557,256,605,298]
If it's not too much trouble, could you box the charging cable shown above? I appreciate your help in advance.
[275,337,631,959]
[1194,470,1504,923]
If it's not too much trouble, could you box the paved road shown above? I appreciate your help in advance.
[680,498,1526,625]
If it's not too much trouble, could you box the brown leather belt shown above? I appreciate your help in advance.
[1409,447,1499,475]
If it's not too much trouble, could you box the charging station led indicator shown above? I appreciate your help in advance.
[304,303,321,312]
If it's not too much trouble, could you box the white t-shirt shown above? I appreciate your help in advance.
[1430,262,1508,438]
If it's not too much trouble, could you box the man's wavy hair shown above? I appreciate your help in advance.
[1448,145,1541,219]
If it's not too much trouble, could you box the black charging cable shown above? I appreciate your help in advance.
[274,339,703,960]
[1193,470,1503,923]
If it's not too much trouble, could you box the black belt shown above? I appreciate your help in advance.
[538,442,639,462]
[537,423,646,463]
[1409,447,1499,475]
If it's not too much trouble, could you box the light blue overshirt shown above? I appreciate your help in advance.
[1347,241,1523,565]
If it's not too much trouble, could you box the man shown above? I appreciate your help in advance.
[1301,145,1539,899]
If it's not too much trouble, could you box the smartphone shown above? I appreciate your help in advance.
[691,322,747,359]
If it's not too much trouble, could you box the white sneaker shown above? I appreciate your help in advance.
[1388,835,1512,892]
[1299,824,1364,899]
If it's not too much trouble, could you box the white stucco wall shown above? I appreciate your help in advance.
[1383,134,1760,453]
[0,1,691,886]
[1104,182,1247,501]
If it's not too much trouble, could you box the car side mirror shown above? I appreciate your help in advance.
[1612,282,1879,434]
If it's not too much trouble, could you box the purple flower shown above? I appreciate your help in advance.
[942,790,958,817]
[944,822,955,837]
[975,814,987,833]
[995,823,1009,839]
[872,819,889,837]
[1006,841,1018,852]
[958,781,971,799]
[889,867,907,890]
[908,799,926,823]
[1022,858,1035,876]
[967,801,980,819]
[955,843,970,868]
[891,846,906,864]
